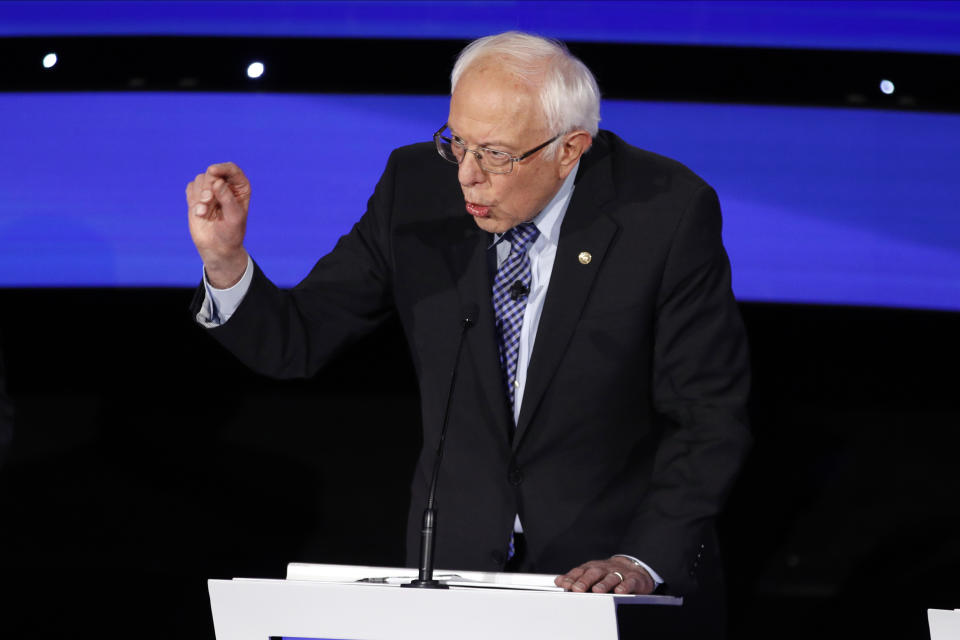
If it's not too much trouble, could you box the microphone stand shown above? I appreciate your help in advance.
[402,306,476,589]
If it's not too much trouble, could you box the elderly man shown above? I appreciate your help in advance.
[187,31,750,609]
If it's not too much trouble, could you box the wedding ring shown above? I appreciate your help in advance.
[611,571,624,584]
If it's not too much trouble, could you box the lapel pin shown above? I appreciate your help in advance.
[578,251,592,265]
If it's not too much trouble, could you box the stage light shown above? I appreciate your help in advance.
[880,79,895,95]
[247,62,265,79]
[42,53,58,69]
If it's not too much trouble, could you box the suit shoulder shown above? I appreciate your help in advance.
[390,140,436,159]
[593,130,713,201]
[378,140,454,186]
[385,141,438,169]
[372,140,460,219]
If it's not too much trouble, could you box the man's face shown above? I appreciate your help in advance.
[448,64,577,234]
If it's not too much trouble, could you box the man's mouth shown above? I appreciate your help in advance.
[465,202,491,218]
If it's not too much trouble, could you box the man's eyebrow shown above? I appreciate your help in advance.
[449,128,511,150]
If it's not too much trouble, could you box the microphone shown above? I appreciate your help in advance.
[403,304,478,589]
[509,280,529,301]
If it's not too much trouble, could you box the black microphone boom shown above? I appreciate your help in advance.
[402,304,478,589]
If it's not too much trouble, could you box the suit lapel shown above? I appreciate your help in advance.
[514,145,619,449]
[441,216,514,439]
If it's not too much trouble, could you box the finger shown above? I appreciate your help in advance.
[208,162,251,209]
[190,185,209,217]
[206,162,246,185]
[614,575,640,594]
[187,174,209,216]
[193,172,208,195]
[591,571,624,594]
[571,566,606,592]
[186,174,201,202]
[195,170,219,205]
[211,175,244,222]
[190,184,211,217]
[555,566,585,589]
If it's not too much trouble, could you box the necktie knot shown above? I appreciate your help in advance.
[506,222,539,255]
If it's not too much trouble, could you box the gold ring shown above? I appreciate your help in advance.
[611,571,624,584]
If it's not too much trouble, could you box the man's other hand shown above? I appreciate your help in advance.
[186,162,251,288]
[555,556,656,595]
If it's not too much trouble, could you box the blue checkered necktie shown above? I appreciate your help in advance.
[492,222,540,415]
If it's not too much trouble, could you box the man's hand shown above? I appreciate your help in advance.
[186,162,251,288]
[555,556,656,595]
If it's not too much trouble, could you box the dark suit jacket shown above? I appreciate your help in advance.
[195,130,751,597]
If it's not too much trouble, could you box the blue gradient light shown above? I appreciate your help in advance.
[2,1,959,54]
[0,93,957,312]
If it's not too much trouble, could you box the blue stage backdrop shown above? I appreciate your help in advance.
[1,92,957,311]
[2,1,959,54]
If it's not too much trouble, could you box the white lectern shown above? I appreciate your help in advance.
[209,563,682,640]
[928,608,960,640]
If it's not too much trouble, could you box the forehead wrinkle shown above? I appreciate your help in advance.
[449,65,542,151]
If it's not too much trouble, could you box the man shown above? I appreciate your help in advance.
[187,32,750,606]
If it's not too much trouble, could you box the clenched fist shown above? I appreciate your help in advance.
[186,162,251,288]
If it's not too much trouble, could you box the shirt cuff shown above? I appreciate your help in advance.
[195,254,254,328]
[613,554,664,587]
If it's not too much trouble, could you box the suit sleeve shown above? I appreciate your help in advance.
[189,150,401,379]
[623,184,751,594]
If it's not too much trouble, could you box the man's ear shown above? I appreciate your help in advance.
[558,130,592,177]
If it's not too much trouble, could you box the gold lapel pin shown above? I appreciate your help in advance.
[578,251,592,265]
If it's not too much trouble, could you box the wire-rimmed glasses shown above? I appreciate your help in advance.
[434,123,560,175]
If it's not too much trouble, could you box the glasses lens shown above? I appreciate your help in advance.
[434,129,514,174]
[482,150,512,172]
[450,139,467,163]
[436,135,460,165]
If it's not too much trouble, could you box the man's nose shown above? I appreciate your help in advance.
[458,151,486,186]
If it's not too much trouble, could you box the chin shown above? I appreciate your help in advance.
[471,216,510,234]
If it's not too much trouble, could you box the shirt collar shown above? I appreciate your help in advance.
[490,161,580,249]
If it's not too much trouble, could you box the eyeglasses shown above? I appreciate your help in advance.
[434,123,560,175]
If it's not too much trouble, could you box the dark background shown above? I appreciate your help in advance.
[1,292,958,638]
[2,29,959,639]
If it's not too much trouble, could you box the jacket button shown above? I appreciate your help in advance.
[508,467,523,486]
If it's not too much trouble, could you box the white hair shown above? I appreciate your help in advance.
[450,31,601,157]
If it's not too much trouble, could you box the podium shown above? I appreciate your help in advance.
[928,609,960,640]
[209,563,683,640]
